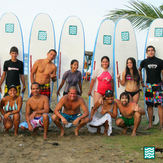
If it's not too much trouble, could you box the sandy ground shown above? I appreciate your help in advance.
[0,79,156,163]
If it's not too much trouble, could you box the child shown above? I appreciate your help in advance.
[88,90,117,136]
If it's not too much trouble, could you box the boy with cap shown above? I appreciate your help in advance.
[88,90,117,136]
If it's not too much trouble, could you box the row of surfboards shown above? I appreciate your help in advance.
[0,13,162,124]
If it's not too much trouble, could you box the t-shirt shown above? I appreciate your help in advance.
[92,67,112,95]
[140,56,163,84]
[62,70,82,93]
[3,59,24,87]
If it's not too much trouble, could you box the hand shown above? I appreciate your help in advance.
[72,118,80,126]
[4,112,11,119]
[29,112,36,120]
[61,117,68,125]
[57,90,60,96]
[50,74,57,81]
[88,90,92,96]
[22,86,26,93]
[101,109,107,115]
[28,123,33,132]
[117,74,121,80]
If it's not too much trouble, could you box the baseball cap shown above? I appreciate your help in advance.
[105,90,113,97]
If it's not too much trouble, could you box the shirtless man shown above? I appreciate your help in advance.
[52,86,89,136]
[31,49,57,110]
[115,92,145,136]
[19,82,51,139]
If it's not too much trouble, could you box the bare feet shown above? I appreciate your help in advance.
[74,128,79,136]
[131,131,136,136]
[60,128,64,136]
[145,125,152,130]
[121,127,127,135]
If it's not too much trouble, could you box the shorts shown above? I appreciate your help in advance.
[19,114,51,129]
[4,84,21,97]
[61,112,82,122]
[145,83,163,107]
[39,83,51,100]
[119,116,134,126]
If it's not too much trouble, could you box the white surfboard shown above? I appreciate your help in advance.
[113,18,138,100]
[144,18,163,125]
[0,12,24,98]
[88,19,114,113]
[28,13,56,98]
[57,16,85,101]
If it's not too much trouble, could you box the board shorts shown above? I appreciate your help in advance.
[119,116,134,126]
[61,112,82,122]
[19,114,52,129]
[145,83,163,107]
[4,84,21,97]
[39,83,51,100]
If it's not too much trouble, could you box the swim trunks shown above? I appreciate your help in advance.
[119,116,134,126]
[39,83,51,99]
[61,112,82,122]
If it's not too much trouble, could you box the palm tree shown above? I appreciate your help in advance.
[106,0,163,30]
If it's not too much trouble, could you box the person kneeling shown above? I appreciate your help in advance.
[88,90,117,136]
[0,85,22,136]
[115,92,145,136]
[52,86,89,136]
[19,82,51,139]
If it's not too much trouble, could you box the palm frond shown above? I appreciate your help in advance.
[106,1,163,30]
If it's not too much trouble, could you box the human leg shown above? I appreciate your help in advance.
[3,117,13,132]
[52,114,64,136]
[116,118,127,134]
[104,120,109,135]
[13,113,20,136]
[42,114,49,139]
[132,112,141,136]
[158,105,163,129]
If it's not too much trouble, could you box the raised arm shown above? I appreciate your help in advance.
[117,71,126,86]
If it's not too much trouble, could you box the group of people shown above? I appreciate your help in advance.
[0,45,162,139]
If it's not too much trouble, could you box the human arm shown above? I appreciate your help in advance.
[0,98,5,116]
[0,71,6,93]
[50,65,57,82]
[117,71,126,86]
[90,101,101,121]
[134,104,145,115]
[20,75,26,93]
[107,103,118,119]
[54,97,68,125]
[30,61,38,83]
[57,79,65,96]
[25,100,33,131]
[88,79,95,96]
[78,80,82,95]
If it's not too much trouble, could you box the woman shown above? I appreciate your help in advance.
[117,57,140,103]
[0,85,22,135]
[88,56,114,104]
[57,59,82,96]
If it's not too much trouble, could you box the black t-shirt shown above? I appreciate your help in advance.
[3,59,24,87]
[140,56,163,84]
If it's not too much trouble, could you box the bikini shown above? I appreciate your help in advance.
[125,74,140,97]
[4,101,18,112]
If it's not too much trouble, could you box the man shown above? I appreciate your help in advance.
[19,82,51,139]
[31,49,57,112]
[139,45,163,130]
[115,92,145,136]
[52,86,89,136]
[0,46,25,96]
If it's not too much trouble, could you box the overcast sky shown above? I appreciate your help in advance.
[0,0,162,59]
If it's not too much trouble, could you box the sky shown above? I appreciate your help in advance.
[0,0,162,59]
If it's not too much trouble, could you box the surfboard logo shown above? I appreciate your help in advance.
[38,30,47,41]
[5,23,14,33]
[144,147,155,159]
[103,35,112,45]
[121,31,130,41]
[69,25,77,35]
[154,28,163,37]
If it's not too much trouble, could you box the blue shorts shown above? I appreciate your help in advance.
[19,114,52,129]
[61,113,82,122]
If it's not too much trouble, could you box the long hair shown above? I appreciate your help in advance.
[125,57,140,85]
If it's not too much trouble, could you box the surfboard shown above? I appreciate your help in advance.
[113,18,138,100]
[0,12,24,98]
[88,19,114,113]
[143,18,163,125]
[57,16,85,101]
[28,13,56,98]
